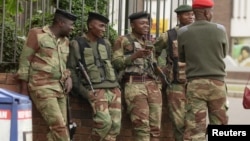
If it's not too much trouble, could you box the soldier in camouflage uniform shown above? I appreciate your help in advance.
[154,4,194,141]
[17,9,77,141]
[67,12,121,141]
[112,11,162,141]
[178,0,229,140]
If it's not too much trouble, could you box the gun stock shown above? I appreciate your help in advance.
[67,96,77,141]
[152,62,171,87]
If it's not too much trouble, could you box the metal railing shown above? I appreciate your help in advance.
[0,0,188,67]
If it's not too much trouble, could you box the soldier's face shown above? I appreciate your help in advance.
[131,18,150,35]
[178,11,194,26]
[60,19,75,37]
[89,19,107,38]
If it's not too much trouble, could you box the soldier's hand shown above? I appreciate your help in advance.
[65,77,73,94]
[131,49,151,60]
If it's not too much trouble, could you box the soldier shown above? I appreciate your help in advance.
[17,9,77,141]
[67,12,122,141]
[154,4,194,141]
[112,11,162,141]
[178,0,229,140]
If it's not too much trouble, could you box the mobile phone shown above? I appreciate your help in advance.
[145,45,153,49]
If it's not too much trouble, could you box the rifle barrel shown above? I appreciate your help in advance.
[78,60,96,96]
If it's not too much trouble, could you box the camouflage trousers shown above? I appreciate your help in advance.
[184,78,229,141]
[124,81,162,141]
[29,88,70,141]
[88,87,122,141]
[166,83,186,141]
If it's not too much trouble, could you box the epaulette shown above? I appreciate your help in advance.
[177,26,188,36]
[216,24,226,32]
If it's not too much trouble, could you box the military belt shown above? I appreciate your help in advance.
[124,75,154,83]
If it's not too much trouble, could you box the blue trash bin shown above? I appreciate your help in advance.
[0,88,32,141]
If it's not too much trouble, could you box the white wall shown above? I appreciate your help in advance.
[231,0,250,37]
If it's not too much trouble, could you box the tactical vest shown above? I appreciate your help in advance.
[75,37,116,84]
[124,34,154,76]
[167,28,186,84]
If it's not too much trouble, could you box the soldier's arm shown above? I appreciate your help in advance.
[67,40,89,97]
[112,36,126,71]
[17,28,40,95]
[154,32,168,59]
[17,28,39,81]
[219,24,229,58]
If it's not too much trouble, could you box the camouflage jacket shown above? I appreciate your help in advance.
[17,25,71,92]
[112,33,157,78]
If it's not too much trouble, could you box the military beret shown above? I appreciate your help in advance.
[55,9,77,21]
[192,0,214,8]
[128,11,150,21]
[88,12,109,24]
[174,4,192,13]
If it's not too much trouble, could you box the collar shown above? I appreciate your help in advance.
[130,33,146,45]
[42,25,67,42]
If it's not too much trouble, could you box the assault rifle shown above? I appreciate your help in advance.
[78,60,96,96]
[67,96,77,141]
[152,62,171,87]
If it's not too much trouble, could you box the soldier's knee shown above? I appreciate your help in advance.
[101,117,113,130]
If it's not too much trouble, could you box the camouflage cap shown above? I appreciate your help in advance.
[55,9,77,21]
[128,11,150,21]
[174,4,193,13]
[88,12,109,24]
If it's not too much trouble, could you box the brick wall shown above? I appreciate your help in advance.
[0,73,175,141]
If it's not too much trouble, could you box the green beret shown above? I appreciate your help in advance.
[128,11,150,21]
[88,12,109,24]
[55,9,77,21]
[174,4,193,13]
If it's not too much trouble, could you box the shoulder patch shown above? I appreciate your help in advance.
[216,24,226,32]
[177,26,188,36]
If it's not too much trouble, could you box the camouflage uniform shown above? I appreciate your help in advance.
[154,26,187,141]
[17,25,71,141]
[112,33,162,141]
[67,34,121,141]
[178,0,229,140]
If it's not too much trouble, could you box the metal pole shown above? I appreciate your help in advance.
[56,0,59,8]
[69,0,72,12]
[95,0,99,12]
[14,0,19,63]
[42,0,45,26]
[106,0,110,37]
[29,0,33,31]
[118,0,122,35]
[170,0,173,29]
[0,0,6,63]
[125,0,129,35]
[156,0,160,37]
[145,0,148,11]
[162,0,166,32]
[111,0,115,24]
[149,0,152,14]
[81,0,85,34]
